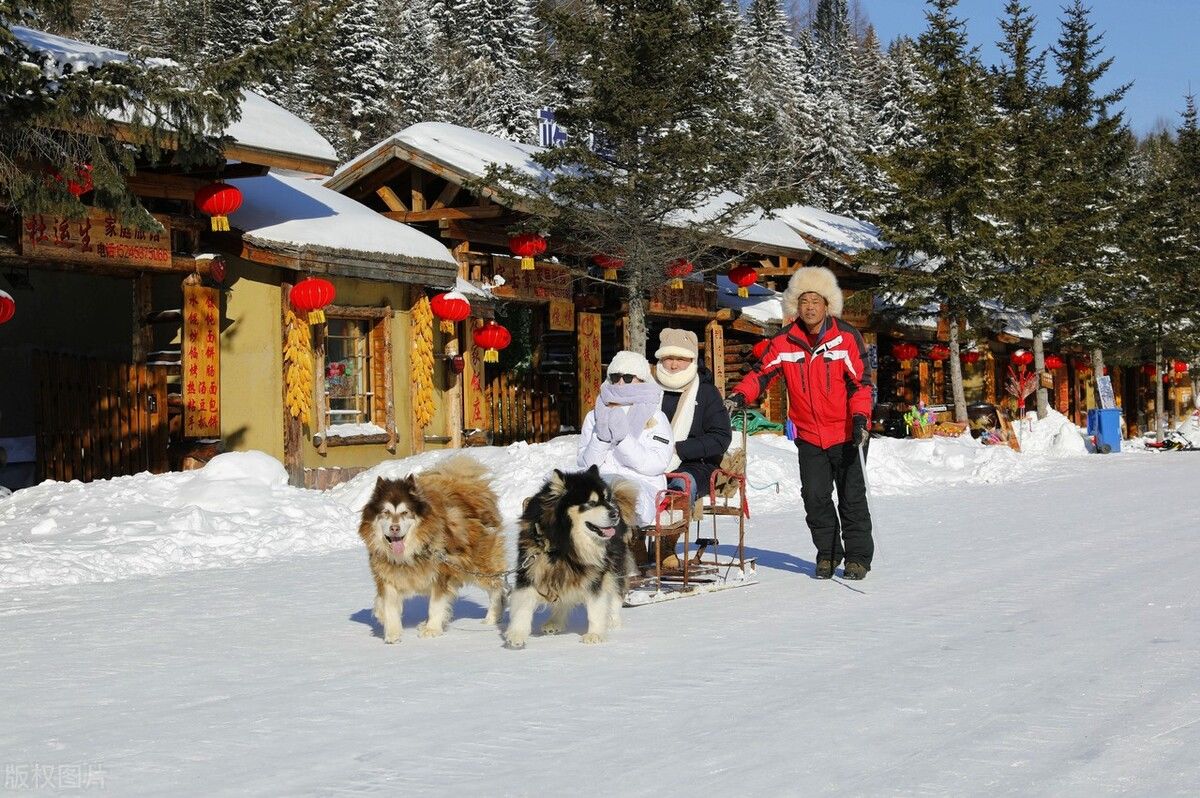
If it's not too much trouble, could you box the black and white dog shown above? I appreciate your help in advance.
[505,465,636,647]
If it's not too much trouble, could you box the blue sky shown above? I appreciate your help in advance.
[860,0,1200,136]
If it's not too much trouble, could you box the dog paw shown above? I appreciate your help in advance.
[504,632,528,649]
[580,632,606,644]
[417,623,444,638]
[540,621,566,635]
[383,633,402,644]
[483,614,500,626]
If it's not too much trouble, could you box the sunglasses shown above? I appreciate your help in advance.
[608,373,637,384]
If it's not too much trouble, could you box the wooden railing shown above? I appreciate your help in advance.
[32,351,169,482]
[484,369,573,445]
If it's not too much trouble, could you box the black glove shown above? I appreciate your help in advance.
[852,414,870,446]
[723,393,745,415]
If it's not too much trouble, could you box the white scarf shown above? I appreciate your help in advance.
[658,362,699,471]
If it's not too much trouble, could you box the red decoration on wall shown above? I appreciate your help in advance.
[960,350,981,365]
[728,264,758,298]
[508,233,547,271]
[194,182,243,232]
[666,259,694,290]
[1173,360,1189,375]
[1044,354,1065,370]
[592,254,624,280]
[0,289,14,325]
[290,276,335,324]
[473,320,512,363]
[430,291,471,334]
[892,342,918,363]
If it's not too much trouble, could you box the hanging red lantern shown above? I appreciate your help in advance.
[1173,360,1189,375]
[1044,354,1064,370]
[592,254,624,280]
[473,320,511,363]
[0,289,14,325]
[430,291,471,334]
[728,264,758,298]
[666,259,694,290]
[929,344,950,361]
[194,182,243,232]
[66,164,93,196]
[752,339,770,360]
[891,342,918,363]
[290,276,335,324]
[508,232,546,271]
[961,350,981,365]
[1012,349,1033,367]
[1141,363,1157,376]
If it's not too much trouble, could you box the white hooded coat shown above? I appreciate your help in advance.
[577,407,674,527]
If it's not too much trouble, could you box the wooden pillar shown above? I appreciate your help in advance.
[133,274,153,362]
[577,312,602,428]
[706,320,725,394]
[281,282,303,487]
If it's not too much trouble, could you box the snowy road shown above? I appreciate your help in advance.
[3,454,1199,796]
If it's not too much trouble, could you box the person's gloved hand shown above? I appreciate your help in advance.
[606,408,630,443]
[593,403,614,441]
[852,414,870,446]
[723,393,745,415]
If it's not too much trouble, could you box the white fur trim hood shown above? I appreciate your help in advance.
[782,266,844,322]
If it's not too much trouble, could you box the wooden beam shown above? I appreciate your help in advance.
[410,170,427,213]
[375,186,408,213]
[431,180,461,210]
[126,173,211,201]
[383,205,505,223]
[345,160,411,201]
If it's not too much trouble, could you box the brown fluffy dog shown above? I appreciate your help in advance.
[358,455,506,644]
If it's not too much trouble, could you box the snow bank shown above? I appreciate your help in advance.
[1011,409,1090,457]
[1,427,1088,591]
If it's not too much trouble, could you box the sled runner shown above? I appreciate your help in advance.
[625,413,757,607]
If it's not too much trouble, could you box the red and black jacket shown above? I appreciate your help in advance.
[731,316,873,449]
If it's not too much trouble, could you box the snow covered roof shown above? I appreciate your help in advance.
[332,123,889,260]
[11,26,339,173]
[715,275,784,329]
[229,173,458,287]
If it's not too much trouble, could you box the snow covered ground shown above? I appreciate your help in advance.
[2,424,1198,795]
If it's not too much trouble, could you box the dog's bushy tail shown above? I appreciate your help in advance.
[431,453,490,483]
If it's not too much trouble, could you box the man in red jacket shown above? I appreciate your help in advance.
[725,266,874,580]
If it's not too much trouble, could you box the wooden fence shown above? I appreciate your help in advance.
[484,370,568,445]
[32,351,169,482]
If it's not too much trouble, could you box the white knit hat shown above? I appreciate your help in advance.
[607,350,653,383]
[654,328,699,361]
[782,266,844,322]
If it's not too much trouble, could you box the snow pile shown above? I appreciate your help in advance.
[2,429,1088,591]
[1011,409,1090,457]
[1174,412,1200,447]
[0,452,353,591]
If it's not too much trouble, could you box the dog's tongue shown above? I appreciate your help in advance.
[390,538,406,557]
[599,526,617,539]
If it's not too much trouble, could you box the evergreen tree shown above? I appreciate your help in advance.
[320,0,398,155]
[867,0,999,422]
[390,0,449,130]
[991,0,1060,418]
[490,0,789,354]
[868,36,926,215]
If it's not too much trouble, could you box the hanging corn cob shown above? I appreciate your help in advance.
[411,295,435,430]
[284,308,313,426]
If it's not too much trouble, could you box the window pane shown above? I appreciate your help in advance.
[324,318,373,425]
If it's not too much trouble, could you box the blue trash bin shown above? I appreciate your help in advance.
[1087,408,1122,453]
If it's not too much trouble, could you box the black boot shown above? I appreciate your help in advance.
[815,558,834,579]
[843,562,870,580]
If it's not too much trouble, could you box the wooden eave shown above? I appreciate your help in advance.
[239,239,457,289]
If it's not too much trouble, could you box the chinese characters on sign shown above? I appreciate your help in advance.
[548,299,575,332]
[462,318,490,432]
[648,281,710,316]
[182,277,221,437]
[22,208,172,269]
[577,312,601,427]
[490,256,573,302]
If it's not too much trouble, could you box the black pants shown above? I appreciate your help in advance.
[797,440,873,566]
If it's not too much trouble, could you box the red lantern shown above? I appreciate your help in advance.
[1141,363,1157,377]
[66,164,93,196]
[728,264,758,298]
[1173,360,1189,375]
[430,291,471,334]
[1012,349,1033,367]
[473,320,511,363]
[961,350,981,365]
[929,344,950,361]
[194,182,243,232]
[449,354,466,374]
[666,259,694,290]
[892,342,918,363]
[508,233,547,271]
[752,339,770,361]
[290,276,335,324]
[0,289,14,325]
[1044,354,1064,370]
[592,254,624,280]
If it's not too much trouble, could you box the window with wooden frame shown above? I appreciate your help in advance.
[314,305,396,450]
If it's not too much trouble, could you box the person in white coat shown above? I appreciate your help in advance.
[577,350,674,535]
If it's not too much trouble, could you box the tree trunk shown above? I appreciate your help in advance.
[626,269,648,356]
[1155,337,1166,441]
[1091,347,1106,400]
[1031,318,1048,420]
[948,320,967,422]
